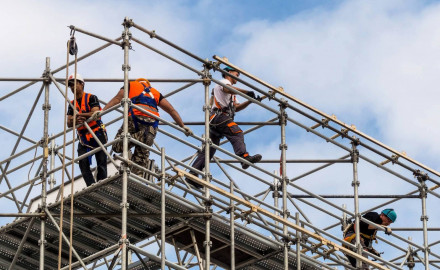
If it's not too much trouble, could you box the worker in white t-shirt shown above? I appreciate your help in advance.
[186,66,262,189]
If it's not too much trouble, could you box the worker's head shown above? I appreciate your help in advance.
[68,73,85,94]
[222,66,240,84]
[380,208,396,225]
[136,78,151,87]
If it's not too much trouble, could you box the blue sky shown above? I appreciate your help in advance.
[1,0,440,269]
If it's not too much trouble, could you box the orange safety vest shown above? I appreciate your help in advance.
[129,81,161,119]
[72,92,106,147]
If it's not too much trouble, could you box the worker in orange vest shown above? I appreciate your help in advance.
[67,73,108,186]
[103,78,192,177]
[186,66,262,189]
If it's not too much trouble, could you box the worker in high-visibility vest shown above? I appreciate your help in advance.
[343,208,396,269]
[103,78,192,177]
[186,66,262,189]
[67,73,108,186]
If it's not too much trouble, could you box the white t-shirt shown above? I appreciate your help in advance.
[211,78,239,110]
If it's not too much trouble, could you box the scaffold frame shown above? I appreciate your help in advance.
[0,17,439,270]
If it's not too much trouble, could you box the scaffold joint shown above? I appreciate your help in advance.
[149,30,156,39]
[123,17,134,28]
[120,98,132,107]
[414,170,428,182]
[420,215,429,221]
[279,98,288,109]
[268,90,275,100]
[42,103,51,111]
[279,143,288,150]
[351,138,360,146]
[120,202,130,209]
[418,185,428,198]
[271,191,280,198]
[119,238,130,246]
[122,64,131,71]
[407,252,415,268]
[202,76,211,86]
[351,180,360,187]
[204,196,214,208]
[203,240,212,248]
[119,164,130,176]
[38,239,47,247]
[340,128,349,139]
[350,149,359,163]
[202,104,211,112]
[277,111,288,125]
[203,61,214,70]
[284,210,291,218]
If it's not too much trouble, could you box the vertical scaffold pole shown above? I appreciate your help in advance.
[295,212,301,270]
[40,57,51,270]
[161,147,166,270]
[121,17,132,270]
[273,170,280,233]
[279,100,289,269]
[230,180,235,270]
[351,141,362,269]
[49,135,55,189]
[203,62,212,270]
[417,173,430,270]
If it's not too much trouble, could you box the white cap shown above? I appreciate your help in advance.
[68,73,84,83]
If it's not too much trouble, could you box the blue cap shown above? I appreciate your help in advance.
[223,66,236,72]
[222,66,239,78]
[382,208,397,223]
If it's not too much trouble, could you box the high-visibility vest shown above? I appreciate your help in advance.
[129,81,161,118]
[72,92,105,146]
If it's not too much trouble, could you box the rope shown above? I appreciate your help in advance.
[27,146,38,182]
[68,48,79,270]
[57,37,71,269]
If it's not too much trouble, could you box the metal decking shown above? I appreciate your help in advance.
[0,175,322,269]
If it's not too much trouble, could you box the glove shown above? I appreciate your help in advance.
[183,125,193,137]
[246,91,256,99]
[90,111,101,121]
[384,227,392,235]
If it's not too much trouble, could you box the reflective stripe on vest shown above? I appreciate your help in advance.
[128,81,160,118]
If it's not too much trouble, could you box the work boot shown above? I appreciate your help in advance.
[185,172,204,190]
[241,154,262,169]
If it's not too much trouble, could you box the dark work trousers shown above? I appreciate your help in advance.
[77,134,108,186]
[191,112,248,173]
[344,232,369,269]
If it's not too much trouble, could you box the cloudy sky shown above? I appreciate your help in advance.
[1,0,440,268]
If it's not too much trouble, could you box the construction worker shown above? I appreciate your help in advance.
[67,73,108,186]
[186,66,262,188]
[103,78,192,177]
[343,208,397,269]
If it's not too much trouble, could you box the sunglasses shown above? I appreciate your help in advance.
[68,81,81,87]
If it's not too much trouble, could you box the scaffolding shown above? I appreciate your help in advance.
[0,17,439,269]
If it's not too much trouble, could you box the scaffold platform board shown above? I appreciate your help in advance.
[0,175,322,270]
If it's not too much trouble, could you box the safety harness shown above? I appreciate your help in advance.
[343,222,378,244]
[73,92,107,149]
[128,82,159,132]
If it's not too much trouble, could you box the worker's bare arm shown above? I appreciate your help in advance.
[103,89,124,111]
[158,98,185,128]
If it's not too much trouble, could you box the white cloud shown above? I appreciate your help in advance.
[228,0,440,167]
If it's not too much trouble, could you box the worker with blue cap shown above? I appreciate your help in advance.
[343,208,397,269]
